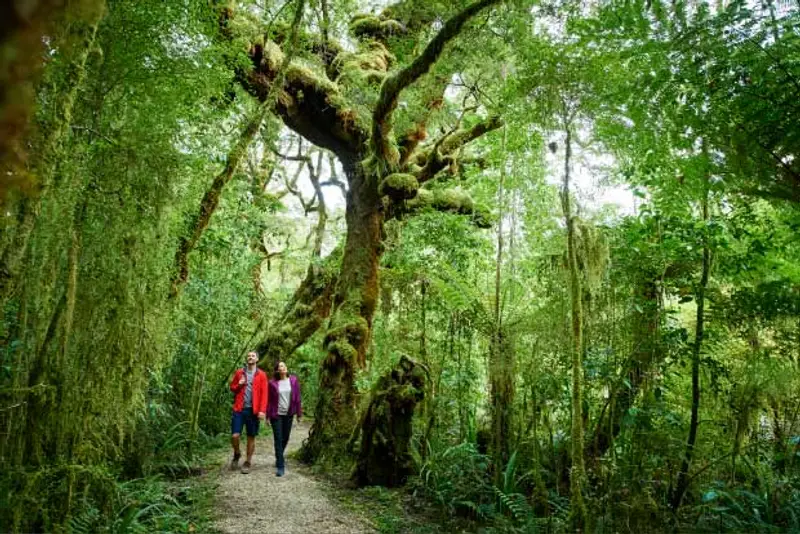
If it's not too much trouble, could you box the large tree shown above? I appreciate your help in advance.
[222,0,505,461]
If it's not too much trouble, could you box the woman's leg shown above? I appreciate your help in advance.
[270,418,284,469]
[281,414,293,454]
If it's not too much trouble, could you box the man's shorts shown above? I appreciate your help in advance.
[231,408,260,437]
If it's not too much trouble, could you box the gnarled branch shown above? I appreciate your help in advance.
[370,0,502,166]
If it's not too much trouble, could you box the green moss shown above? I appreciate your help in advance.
[327,340,358,363]
[350,15,383,38]
[433,188,472,213]
[380,19,405,35]
[472,202,493,228]
[262,40,284,71]
[407,188,434,208]
[379,173,419,200]
[285,63,338,93]
[291,303,312,319]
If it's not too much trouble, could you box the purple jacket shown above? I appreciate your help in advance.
[267,374,302,419]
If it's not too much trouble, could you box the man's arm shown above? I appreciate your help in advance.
[256,372,268,419]
[230,370,244,392]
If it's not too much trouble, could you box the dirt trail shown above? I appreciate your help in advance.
[213,420,375,534]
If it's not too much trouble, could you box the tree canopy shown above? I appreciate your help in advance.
[1,0,800,532]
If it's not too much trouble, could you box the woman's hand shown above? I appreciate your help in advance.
[257,412,266,421]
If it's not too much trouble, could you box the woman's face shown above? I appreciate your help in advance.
[278,362,288,375]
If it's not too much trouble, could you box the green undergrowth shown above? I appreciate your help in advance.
[305,458,475,534]
[0,434,227,533]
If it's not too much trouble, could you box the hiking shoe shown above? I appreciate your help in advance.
[241,461,251,474]
[230,453,241,470]
[276,466,284,477]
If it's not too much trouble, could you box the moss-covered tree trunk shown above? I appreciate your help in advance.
[0,8,103,303]
[562,123,588,530]
[225,0,503,466]
[255,246,339,366]
[301,158,383,463]
[590,275,660,459]
[490,125,515,477]
[352,355,426,486]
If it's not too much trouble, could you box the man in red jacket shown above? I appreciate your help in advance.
[229,350,268,474]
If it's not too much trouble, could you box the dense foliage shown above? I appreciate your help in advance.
[1,0,799,532]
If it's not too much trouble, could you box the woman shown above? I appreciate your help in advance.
[267,361,302,476]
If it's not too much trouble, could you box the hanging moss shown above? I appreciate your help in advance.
[379,173,419,200]
[575,220,609,291]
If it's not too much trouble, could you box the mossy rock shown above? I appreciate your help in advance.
[379,173,419,200]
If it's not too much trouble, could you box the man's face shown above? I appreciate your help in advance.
[247,352,259,365]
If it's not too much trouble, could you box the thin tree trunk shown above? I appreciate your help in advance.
[671,167,711,510]
[562,122,588,529]
[590,275,659,458]
[490,125,514,478]
[170,0,306,296]
[169,106,268,296]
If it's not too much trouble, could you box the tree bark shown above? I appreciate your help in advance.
[300,158,383,462]
[562,123,588,529]
[490,125,514,478]
[351,355,426,487]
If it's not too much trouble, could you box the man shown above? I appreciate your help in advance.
[229,350,268,474]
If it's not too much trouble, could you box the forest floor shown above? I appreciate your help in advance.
[211,420,376,533]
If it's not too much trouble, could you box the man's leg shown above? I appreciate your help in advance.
[241,410,259,474]
[246,435,256,463]
[231,411,242,469]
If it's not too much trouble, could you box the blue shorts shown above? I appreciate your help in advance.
[231,408,260,437]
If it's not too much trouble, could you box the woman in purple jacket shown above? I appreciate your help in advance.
[268,361,302,476]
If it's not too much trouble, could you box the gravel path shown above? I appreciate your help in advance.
[213,420,375,534]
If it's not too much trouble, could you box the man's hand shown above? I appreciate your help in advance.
[238,376,246,386]
[257,412,266,421]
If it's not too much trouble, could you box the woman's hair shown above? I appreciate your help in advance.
[272,360,287,381]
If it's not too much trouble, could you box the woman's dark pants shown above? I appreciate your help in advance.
[270,415,293,468]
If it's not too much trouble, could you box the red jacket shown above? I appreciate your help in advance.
[230,367,268,414]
